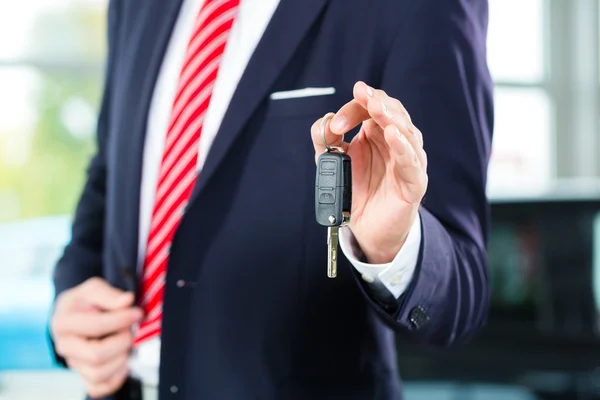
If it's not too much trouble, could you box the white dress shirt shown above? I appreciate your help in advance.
[129,0,421,387]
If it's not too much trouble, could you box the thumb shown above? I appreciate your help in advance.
[311,113,349,162]
[75,277,135,311]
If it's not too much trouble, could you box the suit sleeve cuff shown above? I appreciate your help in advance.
[339,214,422,299]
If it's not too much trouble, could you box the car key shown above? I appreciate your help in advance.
[315,115,352,278]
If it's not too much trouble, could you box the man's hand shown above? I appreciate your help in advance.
[51,277,143,399]
[311,81,428,264]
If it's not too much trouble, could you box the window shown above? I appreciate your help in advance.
[0,0,105,223]
[488,0,546,83]
[486,0,554,196]
[487,0,600,197]
[488,88,553,194]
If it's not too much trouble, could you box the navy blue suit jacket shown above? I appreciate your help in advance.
[53,0,493,399]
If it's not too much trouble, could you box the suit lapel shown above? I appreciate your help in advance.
[189,0,329,203]
[121,0,328,273]
[121,0,184,272]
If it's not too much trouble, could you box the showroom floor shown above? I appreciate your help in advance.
[0,371,539,400]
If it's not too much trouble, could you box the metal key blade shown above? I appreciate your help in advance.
[327,226,339,278]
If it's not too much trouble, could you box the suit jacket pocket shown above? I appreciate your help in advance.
[265,89,349,118]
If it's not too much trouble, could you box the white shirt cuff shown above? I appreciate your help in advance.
[338,213,422,299]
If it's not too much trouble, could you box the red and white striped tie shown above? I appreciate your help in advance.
[134,0,241,346]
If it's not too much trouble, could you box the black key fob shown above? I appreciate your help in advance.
[315,151,352,227]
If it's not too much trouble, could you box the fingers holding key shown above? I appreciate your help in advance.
[311,81,427,175]
[327,81,405,136]
[354,81,426,169]
[329,81,422,143]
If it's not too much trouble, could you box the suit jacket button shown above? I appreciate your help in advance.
[409,306,430,329]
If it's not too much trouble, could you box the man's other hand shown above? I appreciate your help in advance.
[50,277,143,399]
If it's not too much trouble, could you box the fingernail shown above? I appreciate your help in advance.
[409,126,422,144]
[396,127,407,143]
[365,85,374,98]
[415,128,424,145]
[382,101,392,119]
[330,115,347,133]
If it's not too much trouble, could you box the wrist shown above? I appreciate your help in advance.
[351,227,408,264]
[352,209,420,264]
[359,237,407,264]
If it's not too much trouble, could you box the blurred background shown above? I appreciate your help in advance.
[1,0,600,399]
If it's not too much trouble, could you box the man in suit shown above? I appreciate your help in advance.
[50,0,493,399]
